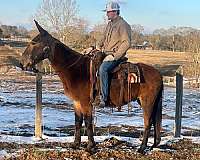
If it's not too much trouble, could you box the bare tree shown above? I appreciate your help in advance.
[187,31,200,86]
[35,0,82,45]
[65,17,89,49]
[17,26,29,37]
[90,23,106,47]
[131,24,144,45]
[28,29,39,39]
[0,28,3,38]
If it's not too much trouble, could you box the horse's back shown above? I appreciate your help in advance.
[136,63,162,85]
[109,62,162,106]
[112,62,162,83]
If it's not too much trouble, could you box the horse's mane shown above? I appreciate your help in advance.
[53,38,81,57]
[51,37,90,79]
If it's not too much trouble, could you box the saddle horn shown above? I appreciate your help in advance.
[34,20,48,36]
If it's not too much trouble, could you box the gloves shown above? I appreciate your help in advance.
[103,54,114,62]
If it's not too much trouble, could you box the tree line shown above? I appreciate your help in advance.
[0,25,30,39]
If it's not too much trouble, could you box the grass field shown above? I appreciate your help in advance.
[128,49,189,66]
[127,49,193,77]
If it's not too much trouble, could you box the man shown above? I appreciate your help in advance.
[98,1,132,107]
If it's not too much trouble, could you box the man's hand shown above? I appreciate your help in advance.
[103,54,114,62]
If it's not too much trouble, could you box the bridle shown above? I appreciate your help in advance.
[31,40,87,72]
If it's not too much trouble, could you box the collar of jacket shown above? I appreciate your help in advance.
[110,16,122,24]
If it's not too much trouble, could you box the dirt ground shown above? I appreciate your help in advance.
[0,137,199,160]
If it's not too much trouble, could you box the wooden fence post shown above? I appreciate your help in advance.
[175,66,183,137]
[35,63,42,138]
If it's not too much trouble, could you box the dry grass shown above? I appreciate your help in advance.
[0,46,25,74]
[3,138,200,160]
[127,49,193,76]
[127,49,189,66]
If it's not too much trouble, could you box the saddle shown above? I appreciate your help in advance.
[89,51,142,107]
[111,57,141,83]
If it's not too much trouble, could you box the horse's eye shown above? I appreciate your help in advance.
[43,46,50,53]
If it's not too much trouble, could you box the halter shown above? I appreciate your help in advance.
[30,40,38,45]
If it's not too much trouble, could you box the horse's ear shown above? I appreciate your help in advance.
[34,20,48,36]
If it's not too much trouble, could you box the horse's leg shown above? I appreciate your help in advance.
[82,103,95,151]
[73,101,83,148]
[151,103,162,149]
[138,99,154,154]
[151,85,163,149]
[84,113,95,151]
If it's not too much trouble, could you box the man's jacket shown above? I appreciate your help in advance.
[100,16,132,61]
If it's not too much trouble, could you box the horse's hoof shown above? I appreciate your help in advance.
[85,142,96,153]
[70,142,80,149]
[150,144,157,151]
[150,138,161,150]
[85,147,96,154]
[137,146,146,155]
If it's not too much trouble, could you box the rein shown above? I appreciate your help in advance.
[65,54,83,69]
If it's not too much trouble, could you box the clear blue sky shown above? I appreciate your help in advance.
[0,0,200,32]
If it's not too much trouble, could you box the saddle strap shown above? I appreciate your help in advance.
[118,77,124,111]
[90,60,95,102]
[117,71,126,111]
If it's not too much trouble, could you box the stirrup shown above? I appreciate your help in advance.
[98,100,106,108]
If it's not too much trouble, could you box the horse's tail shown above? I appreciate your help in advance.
[152,79,163,148]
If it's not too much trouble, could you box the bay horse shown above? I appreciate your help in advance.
[20,20,163,154]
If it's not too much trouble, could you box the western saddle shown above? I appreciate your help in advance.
[89,50,141,109]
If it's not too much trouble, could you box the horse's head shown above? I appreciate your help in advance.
[20,20,54,72]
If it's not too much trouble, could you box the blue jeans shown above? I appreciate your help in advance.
[99,60,120,102]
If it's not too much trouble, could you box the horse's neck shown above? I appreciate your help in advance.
[51,42,80,68]
[50,42,90,82]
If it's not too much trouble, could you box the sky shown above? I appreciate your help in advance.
[0,0,200,32]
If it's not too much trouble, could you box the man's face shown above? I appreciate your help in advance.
[106,10,118,20]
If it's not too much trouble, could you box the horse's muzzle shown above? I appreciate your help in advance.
[20,61,35,72]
